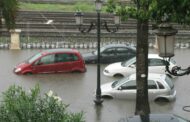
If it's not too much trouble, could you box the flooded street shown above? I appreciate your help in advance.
[0,48,190,122]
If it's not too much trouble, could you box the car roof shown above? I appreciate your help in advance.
[148,54,163,59]
[128,54,165,61]
[41,48,79,55]
[129,73,165,80]
[103,44,127,48]
[103,44,136,50]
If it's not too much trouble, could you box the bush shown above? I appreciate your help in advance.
[0,85,84,122]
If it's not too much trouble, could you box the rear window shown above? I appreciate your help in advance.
[148,80,157,89]
[55,53,79,62]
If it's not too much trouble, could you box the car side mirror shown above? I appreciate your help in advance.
[118,87,122,90]
[38,62,43,65]
[129,64,135,68]
[34,61,43,66]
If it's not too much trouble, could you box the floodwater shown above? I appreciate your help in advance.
[0,48,190,122]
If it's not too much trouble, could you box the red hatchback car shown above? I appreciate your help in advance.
[14,49,86,75]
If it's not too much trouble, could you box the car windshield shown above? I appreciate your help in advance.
[26,53,42,64]
[121,57,136,67]
[175,115,190,122]
[165,75,174,89]
[170,58,176,64]
[112,77,129,88]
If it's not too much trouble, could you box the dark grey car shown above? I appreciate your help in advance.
[82,44,136,64]
[125,114,189,122]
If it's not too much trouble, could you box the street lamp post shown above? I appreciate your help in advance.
[155,22,190,76]
[74,0,120,105]
[95,1,102,105]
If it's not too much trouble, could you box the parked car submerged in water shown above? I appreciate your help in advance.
[126,114,189,122]
[82,44,136,64]
[103,54,177,78]
[101,73,176,102]
[14,49,86,75]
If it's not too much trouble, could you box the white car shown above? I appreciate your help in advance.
[101,73,176,102]
[103,54,177,78]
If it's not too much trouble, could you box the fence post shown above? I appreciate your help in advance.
[10,29,21,50]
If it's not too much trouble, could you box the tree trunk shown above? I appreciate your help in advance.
[135,19,150,115]
[0,7,2,34]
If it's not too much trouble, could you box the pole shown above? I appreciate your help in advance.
[94,10,103,105]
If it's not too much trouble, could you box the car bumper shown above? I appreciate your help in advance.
[103,70,114,77]
[13,69,21,75]
[159,90,177,101]
[168,90,177,101]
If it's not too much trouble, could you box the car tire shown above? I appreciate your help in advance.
[155,97,169,103]
[113,73,124,78]
[24,72,33,75]
[85,60,90,64]
[91,60,96,64]
[72,70,82,73]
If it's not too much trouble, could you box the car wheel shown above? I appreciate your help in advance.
[24,72,33,75]
[113,73,124,78]
[72,70,81,73]
[85,60,91,64]
[155,97,169,103]
[91,60,96,64]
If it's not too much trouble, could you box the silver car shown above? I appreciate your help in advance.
[101,73,176,102]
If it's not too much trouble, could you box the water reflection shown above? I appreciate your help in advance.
[94,105,103,122]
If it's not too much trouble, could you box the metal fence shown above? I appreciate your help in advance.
[19,35,139,49]
[0,34,190,49]
[0,37,10,49]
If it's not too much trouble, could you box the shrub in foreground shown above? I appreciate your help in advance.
[0,85,84,122]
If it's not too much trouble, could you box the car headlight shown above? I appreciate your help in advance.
[15,68,21,73]
[104,70,109,73]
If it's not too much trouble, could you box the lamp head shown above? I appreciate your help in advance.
[95,0,103,12]
[155,23,177,58]
[74,12,84,25]
[114,14,120,25]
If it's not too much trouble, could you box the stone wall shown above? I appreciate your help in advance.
[0,11,190,49]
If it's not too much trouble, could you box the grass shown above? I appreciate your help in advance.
[19,2,108,12]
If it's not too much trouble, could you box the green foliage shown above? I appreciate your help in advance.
[19,2,70,12]
[106,0,153,21]
[74,2,95,12]
[0,0,19,29]
[148,0,190,25]
[19,2,109,13]
[0,85,84,122]
[105,0,118,13]
[106,0,190,24]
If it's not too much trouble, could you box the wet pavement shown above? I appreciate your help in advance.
[0,48,190,122]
